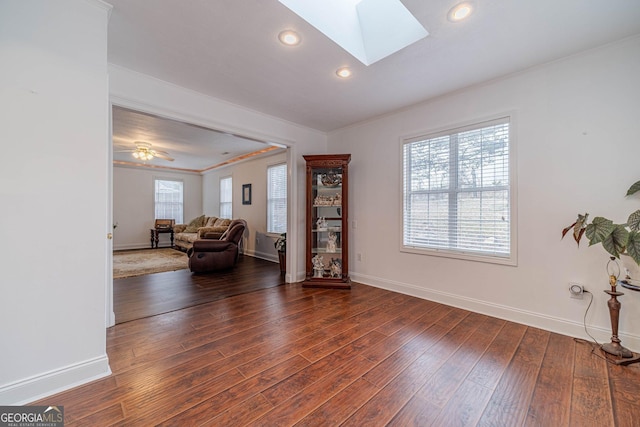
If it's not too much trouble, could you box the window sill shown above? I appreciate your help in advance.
[267,232,285,238]
[400,245,517,266]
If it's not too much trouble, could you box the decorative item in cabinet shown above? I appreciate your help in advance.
[303,154,351,288]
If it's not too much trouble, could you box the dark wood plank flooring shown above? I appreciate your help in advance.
[114,255,284,323]
[37,278,640,426]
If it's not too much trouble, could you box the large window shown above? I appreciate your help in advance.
[154,179,183,224]
[220,176,232,219]
[267,163,287,233]
[402,116,514,264]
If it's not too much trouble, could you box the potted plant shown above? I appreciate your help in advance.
[562,180,640,266]
[274,233,286,274]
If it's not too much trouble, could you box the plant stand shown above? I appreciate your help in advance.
[601,275,640,365]
[277,250,286,276]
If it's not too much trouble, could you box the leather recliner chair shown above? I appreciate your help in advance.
[187,219,246,273]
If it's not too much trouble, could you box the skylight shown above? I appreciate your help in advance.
[278,0,429,66]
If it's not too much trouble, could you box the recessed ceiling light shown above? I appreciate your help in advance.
[278,30,301,46]
[448,2,473,22]
[336,67,352,78]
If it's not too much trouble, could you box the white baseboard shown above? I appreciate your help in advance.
[294,271,306,283]
[0,355,111,405]
[113,242,151,251]
[245,249,278,263]
[350,272,640,353]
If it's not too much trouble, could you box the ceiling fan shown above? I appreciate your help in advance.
[117,141,174,162]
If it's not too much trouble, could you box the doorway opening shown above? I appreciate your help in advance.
[108,104,295,326]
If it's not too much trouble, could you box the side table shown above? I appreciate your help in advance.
[150,227,174,248]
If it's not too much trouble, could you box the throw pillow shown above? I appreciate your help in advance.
[204,216,218,227]
[184,215,206,233]
[213,218,231,227]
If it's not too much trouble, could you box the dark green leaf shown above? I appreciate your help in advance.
[585,216,614,245]
[627,209,640,232]
[626,180,640,196]
[601,225,629,258]
[626,231,640,265]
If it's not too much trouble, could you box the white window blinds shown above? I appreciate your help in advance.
[403,117,512,259]
[220,176,232,219]
[154,179,183,224]
[267,163,287,233]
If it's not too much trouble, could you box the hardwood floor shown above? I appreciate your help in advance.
[114,255,284,323]
[37,278,640,426]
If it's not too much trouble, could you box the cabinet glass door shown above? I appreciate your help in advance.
[311,167,343,279]
[304,154,350,288]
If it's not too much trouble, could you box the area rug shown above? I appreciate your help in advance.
[113,248,188,279]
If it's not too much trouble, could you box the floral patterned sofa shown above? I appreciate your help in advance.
[173,215,232,251]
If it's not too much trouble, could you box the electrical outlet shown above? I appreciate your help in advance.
[357,253,362,262]
[569,283,584,299]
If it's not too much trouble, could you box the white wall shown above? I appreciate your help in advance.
[0,0,112,404]
[109,65,327,281]
[203,152,288,260]
[328,36,640,350]
[113,166,202,250]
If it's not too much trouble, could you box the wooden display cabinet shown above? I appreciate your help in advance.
[303,154,351,288]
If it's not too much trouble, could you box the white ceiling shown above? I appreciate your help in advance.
[107,0,640,168]
[112,106,281,171]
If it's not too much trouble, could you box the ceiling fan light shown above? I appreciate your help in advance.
[132,147,155,161]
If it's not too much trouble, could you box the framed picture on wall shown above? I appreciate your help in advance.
[242,183,252,205]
